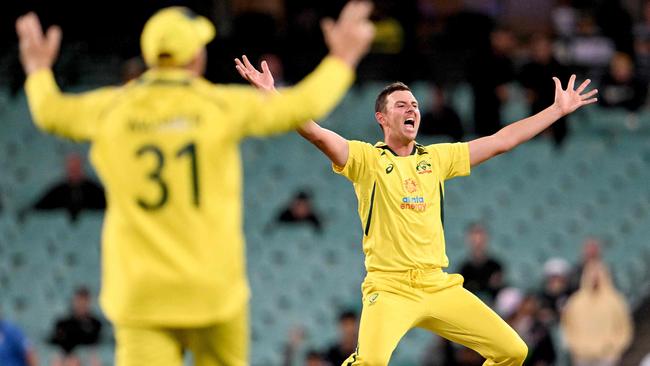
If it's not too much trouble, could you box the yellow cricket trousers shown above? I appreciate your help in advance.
[343,268,527,366]
[114,306,248,366]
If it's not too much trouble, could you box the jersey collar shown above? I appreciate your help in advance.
[137,68,195,86]
[375,142,427,156]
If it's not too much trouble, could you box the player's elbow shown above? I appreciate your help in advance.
[493,131,518,154]
[297,127,321,145]
[29,101,55,133]
[27,94,62,134]
[298,122,327,144]
[509,339,528,365]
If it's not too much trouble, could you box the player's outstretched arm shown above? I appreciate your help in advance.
[17,13,117,141]
[468,75,598,167]
[229,1,373,145]
[235,55,350,167]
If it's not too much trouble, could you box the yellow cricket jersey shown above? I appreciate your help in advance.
[25,57,353,327]
[334,141,470,272]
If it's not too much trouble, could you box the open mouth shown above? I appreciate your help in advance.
[404,118,415,128]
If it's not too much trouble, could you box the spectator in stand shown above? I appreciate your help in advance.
[371,0,404,55]
[572,236,602,289]
[458,222,504,303]
[282,326,306,366]
[305,350,328,366]
[357,0,406,81]
[641,353,650,366]
[421,337,484,366]
[594,0,634,56]
[283,1,331,82]
[324,310,358,366]
[49,287,103,366]
[565,13,615,77]
[599,53,648,129]
[467,26,516,136]
[538,257,572,324]
[420,335,448,366]
[419,84,464,141]
[634,0,650,82]
[551,0,578,39]
[274,190,323,233]
[561,260,633,366]
[282,326,333,366]
[25,153,105,221]
[495,287,524,321]
[0,308,38,366]
[231,1,282,64]
[519,33,571,147]
[120,57,146,84]
[259,53,286,88]
[500,291,556,366]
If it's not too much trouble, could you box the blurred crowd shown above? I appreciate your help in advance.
[1,287,103,366]
[5,0,648,144]
[220,0,650,145]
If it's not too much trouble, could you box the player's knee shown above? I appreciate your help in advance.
[505,338,528,365]
[354,353,390,366]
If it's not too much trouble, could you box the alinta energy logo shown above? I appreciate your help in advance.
[401,178,427,211]
[416,160,432,174]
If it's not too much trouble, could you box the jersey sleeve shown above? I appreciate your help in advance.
[208,56,354,139]
[332,140,375,183]
[429,142,471,180]
[25,69,121,142]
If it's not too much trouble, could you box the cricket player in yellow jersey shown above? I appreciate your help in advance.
[236,58,598,365]
[16,3,374,365]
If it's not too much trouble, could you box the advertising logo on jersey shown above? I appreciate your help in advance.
[416,160,432,174]
[385,163,394,174]
[401,178,427,211]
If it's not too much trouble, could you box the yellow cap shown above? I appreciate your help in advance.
[141,7,216,67]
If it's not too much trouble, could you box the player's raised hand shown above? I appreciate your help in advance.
[234,55,276,93]
[16,12,61,75]
[321,1,375,68]
[552,74,599,116]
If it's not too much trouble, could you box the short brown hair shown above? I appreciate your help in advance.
[375,82,411,113]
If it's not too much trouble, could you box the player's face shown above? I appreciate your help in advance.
[378,90,420,143]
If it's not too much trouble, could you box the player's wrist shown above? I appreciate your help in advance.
[327,51,358,69]
[23,61,51,75]
[262,85,278,94]
[549,103,565,118]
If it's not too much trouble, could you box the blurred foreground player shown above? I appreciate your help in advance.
[16,3,374,365]
[236,58,597,366]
